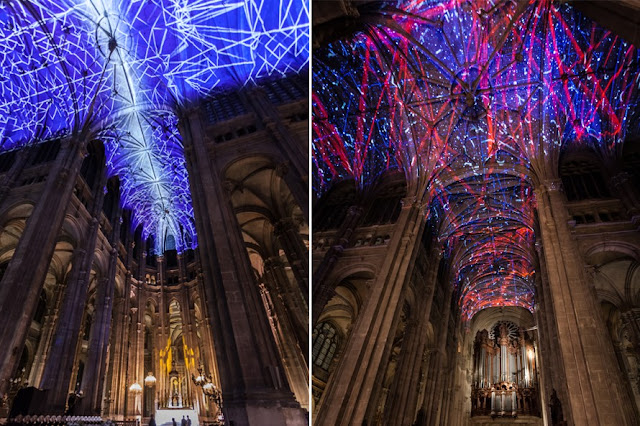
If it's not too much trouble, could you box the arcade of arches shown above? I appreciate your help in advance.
[0,76,309,426]
[311,1,640,425]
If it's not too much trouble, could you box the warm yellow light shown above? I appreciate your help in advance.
[194,375,205,386]
[528,348,534,360]
[144,372,156,387]
[202,382,214,395]
[129,382,142,393]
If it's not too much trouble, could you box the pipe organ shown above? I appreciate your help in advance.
[471,321,539,418]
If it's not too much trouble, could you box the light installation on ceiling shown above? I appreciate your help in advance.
[313,0,640,320]
[0,0,309,254]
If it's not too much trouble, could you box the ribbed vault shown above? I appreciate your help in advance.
[0,0,309,253]
[313,0,640,319]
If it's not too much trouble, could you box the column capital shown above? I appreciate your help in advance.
[401,196,423,210]
[540,179,563,193]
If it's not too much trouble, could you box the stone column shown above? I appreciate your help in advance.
[78,247,119,414]
[533,240,562,425]
[156,255,165,286]
[535,179,636,425]
[0,137,87,397]
[177,254,187,283]
[104,292,125,417]
[314,197,425,426]
[79,184,123,415]
[127,292,144,417]
[180,111,306,425]
[27,280,66,386]
[180,288,198,408]
[384,263,438,426]
[110,252,133,418]
[416,281,455,426]
[274,217,308,304]
[0,145,34,207]
[263,257,308,355]
[39,159,108,412]
[194,271,220,387]
[402,254,441,424]
[258,276,309,410]
[312,205,363,325]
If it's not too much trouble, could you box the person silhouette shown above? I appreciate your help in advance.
[181,416,187,426]
[186,415,191,426]
[172,418,177,426]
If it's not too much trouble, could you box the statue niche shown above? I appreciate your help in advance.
[471,321,540,418]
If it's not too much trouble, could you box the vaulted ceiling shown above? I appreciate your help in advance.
[312,0,640,319]
[0,0,309,253]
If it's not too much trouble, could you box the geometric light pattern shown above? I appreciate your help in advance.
[313,0,639,319]
[0,0,309,253]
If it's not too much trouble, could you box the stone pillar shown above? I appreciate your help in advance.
[180,288,198,409]
[0,137,87,397]
[177,254,187,283]
[104,291,125,417]
[384,266,438,426]
[274,217,308,304]
[416,282,455,426]
[263,257,308,356]
[180,111,306,426]
[156,255,165,286]
[535,179,636,425]
[192,270,222,417]
[258,276,309,410]
[110,250,133,418]
[0,145,33,207]
[312,205,363,325]
[534,240,562,425]
[79,247,119,414]
[39,159,108,412]
[314,197,425,426]
[79,183,123,415]
[126,293,144,417]
[28,280,66,386]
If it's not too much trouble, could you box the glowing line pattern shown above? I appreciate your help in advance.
[313,0,640,319]
[0,0,309,253]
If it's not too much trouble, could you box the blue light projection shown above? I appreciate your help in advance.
[0,0,309,253]
[313,0,640,320]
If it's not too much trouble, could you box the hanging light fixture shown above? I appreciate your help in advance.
[129,382,143,394]
[191,366,222,407]
[192,366,206,387]
[144,372,157,387]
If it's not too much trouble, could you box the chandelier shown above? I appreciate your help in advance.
[144,372,157,387]
[191,366,222,407]
[129,383,143,394]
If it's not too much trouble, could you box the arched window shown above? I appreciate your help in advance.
[312,322,340,371]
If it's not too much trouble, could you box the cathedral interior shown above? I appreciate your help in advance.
[0,2,309,426]
[312,1,640,426]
